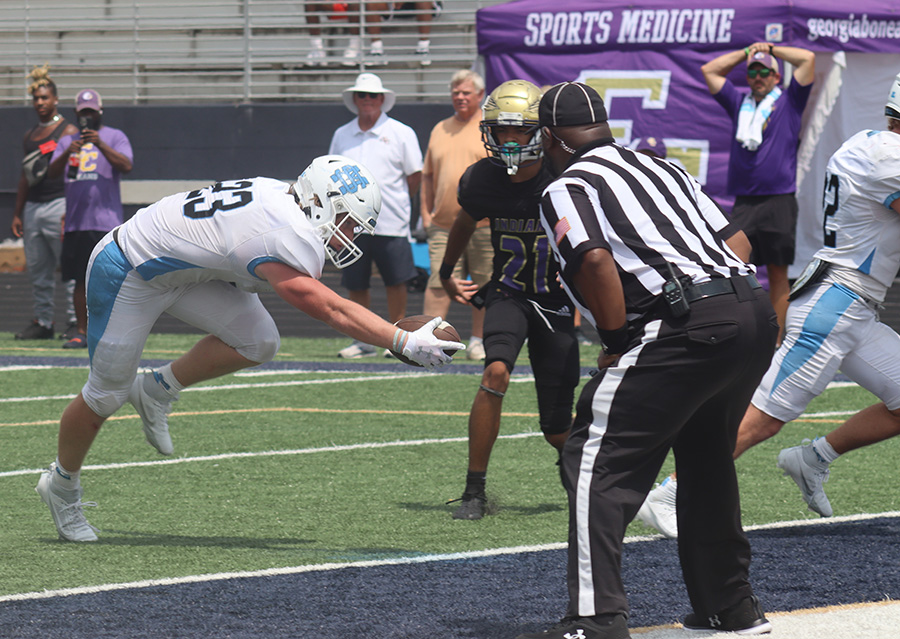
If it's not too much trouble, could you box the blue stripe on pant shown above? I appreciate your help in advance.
[85,240,133,361]
[771,284,856,392]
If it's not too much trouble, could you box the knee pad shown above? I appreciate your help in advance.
[81,377,130,418]
[234,318,281,364]
[536,383,575,435]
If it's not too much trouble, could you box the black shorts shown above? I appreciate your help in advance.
[340,235,417,290]
[483,286,580,435]
[61,230,108,283]
[731,193,798,266]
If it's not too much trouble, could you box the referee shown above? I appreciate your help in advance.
[517,83,778,639]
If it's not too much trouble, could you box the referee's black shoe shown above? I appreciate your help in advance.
[516,614,629,639]
[683,594,772,634]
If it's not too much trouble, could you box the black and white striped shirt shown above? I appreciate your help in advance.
[540,139,751,320]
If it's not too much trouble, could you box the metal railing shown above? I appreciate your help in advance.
[0,0,505,104]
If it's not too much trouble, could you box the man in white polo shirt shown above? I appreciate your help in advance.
[329,73,424,358]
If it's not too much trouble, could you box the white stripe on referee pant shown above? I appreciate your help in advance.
[575,319,661,616]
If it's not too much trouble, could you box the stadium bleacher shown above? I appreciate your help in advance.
[0,1,507,105]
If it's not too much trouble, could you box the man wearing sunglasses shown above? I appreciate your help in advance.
[702,41,815,346]
[329,72,424,359]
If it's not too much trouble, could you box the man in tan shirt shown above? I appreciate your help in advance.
[421,69,490,359]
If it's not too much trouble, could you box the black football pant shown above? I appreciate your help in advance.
[562,284,778,619]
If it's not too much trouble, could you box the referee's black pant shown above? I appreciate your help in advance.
[562,280,778,619]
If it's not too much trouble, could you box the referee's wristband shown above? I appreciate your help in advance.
[598,322,630,355]
[438,263,455,280]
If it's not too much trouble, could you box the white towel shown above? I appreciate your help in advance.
[735,86,782,151]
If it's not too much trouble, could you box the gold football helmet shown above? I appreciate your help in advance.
[480,80,543,175]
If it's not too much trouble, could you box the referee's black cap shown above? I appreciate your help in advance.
[539,82,608,127]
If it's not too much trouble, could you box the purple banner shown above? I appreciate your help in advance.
[476,0,900,204]
[477,0,900,56]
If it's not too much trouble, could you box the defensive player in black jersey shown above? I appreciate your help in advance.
[440,80,580,520]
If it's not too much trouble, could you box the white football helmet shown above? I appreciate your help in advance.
[886,71,900,119]
[480,80,543,175]
[295,155,381,268]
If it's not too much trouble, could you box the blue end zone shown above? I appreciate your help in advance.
[3,516,899,637]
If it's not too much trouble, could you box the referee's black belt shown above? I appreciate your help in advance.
[683,274,761,303]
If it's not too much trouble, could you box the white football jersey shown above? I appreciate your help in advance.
[117,177,326,292]
[815,130,900,300]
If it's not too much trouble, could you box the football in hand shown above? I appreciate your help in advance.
[390,315,461,366]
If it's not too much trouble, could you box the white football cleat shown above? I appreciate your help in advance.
[636,476,678,538]
[35,464,98,542]
[129,372,176,455]
[777,440,833,517]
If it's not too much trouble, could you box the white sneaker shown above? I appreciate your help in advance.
[35,464,98,542]
[415,39,431,66]
[342,37,360,66]
[777,440,833,517]
[636,476,678,538]
[467,338,486,361]
[306,47,326,66]
[365,40,384,67]
[129,372,176,455]
[337,340,377,359]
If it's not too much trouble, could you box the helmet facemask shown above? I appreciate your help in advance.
[296,155,380,269]
[480,80,544,176]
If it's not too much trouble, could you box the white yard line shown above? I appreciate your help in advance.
[2,511,898,607]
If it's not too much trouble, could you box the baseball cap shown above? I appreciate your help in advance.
[633,136,668,159]
[75,89,102,112]
[342,73,396,115]
[747,51,779,74]
[886,72,900,119]
[538,82,608,128]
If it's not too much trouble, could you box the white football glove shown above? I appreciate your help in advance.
[396,316,466,371]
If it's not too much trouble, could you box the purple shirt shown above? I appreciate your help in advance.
[714,79,812,197]
[52,126,133,232]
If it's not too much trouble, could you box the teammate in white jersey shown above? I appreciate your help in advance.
[640,74,900,535]
[35,154,465,542]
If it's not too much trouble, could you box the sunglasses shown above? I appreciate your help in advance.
[747,68,773,79]
[354,91,381,100]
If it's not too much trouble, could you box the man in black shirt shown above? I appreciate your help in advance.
[440,80,579,520]
[11,65,78,340]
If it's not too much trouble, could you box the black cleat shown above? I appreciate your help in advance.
[447,492,486,520]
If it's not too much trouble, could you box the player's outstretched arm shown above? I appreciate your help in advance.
[257,262,464,369]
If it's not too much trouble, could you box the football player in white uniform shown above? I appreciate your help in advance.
[35,154,465,542]
[639,72,900,535]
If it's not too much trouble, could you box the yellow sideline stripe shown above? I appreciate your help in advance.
[0,406,542,428]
